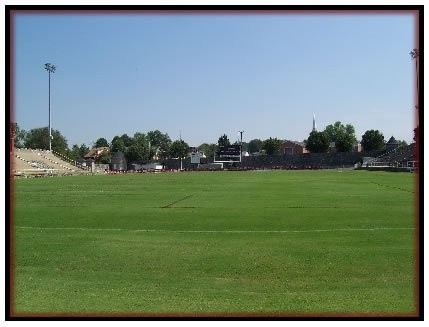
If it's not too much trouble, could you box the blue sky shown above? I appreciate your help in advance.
[13,11,417,147]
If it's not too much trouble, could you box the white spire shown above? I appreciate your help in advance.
[312,113,317,131]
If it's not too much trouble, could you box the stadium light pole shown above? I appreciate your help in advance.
[410,49,419,110]
[44,63,56,151]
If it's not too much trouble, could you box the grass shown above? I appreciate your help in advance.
[12,170,417,316]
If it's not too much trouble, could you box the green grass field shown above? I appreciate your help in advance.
[12,170,417,316]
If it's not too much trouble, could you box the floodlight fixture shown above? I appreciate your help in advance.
[45,63,56,73]
[409,49,419,59]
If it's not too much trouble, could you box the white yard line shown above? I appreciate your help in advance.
[15,226,416,233]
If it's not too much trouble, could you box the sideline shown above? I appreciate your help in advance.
[15,226,415,233]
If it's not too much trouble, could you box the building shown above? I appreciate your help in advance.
[84,147,110,160]
[280,140,309,155]
[110,151,127,171]
[354,142,362,152]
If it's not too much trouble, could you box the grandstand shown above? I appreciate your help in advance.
[366,144,417,171]
[12,148,90,177]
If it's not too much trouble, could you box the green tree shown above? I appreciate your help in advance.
[24,127,69,155]
[97,151,111,164]
[233,141,248,152]
[69,144,80,160]
[94,137,109,148]
[324,121,356,152]
[198,143,217,159]
[169,140,189,159]
[305,131,330,153]
[262,137,282,155]
[218,134,230,147]
[147,130,172,160]
[413,126,419,143]
[80,144,90,157]
[336,132,355,152]
[361,130,385,151]
[248,139,263,154]
[69,143,89,160]
[12,123,26,148]
[126,133,149,164]
[111,135,127,153]
[111,133,153,163]
[111,134,133,151]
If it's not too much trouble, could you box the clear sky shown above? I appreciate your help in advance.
[12,11,417,148]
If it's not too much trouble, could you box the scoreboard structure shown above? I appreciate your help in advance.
[214,145,242,163]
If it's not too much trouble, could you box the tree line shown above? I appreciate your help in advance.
[12,121,410,164]
[12,124,189,164]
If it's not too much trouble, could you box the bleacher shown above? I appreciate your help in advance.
[367,144,416,169]
[12,148,90,177]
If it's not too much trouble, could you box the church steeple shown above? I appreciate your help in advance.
[312,113,317,132]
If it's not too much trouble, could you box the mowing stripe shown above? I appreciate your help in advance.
[15,226,415,233]
[161,194,194,208]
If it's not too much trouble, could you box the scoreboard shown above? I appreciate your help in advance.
[218,145,241,158]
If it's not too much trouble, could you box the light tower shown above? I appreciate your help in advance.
[410,49,419,110]
[44,63,56,151]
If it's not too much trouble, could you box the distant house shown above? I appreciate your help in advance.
[84,147,110,160]
[280,140,309,155]
[354,142,362,152]
[329,142,362,153]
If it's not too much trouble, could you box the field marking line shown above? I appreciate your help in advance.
[15,226,416,233]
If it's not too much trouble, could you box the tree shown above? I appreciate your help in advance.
[69,143,89,161]
[69,144,80,160]
[218,134,230,147]
[240,141,249,152]
[94,137,109,148]
[262,137,282,155]
[12,123,26,148]
[110,135,127,153]
[361,130,385,151]
[24,127,68,155]
[336,132,356,152]
[125,133,150,164]
[147,130,172,160]
[305,131,330,153]
[248,139,263,154]
[198,143,217,159]
[169,140,189,159]
[413,126,419,143]
[324,121,356,152]
[97,151,111,164]
[111,133,133,151]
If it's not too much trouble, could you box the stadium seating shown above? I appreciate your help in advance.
[13,148,90,176]
[367,144,416,168]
